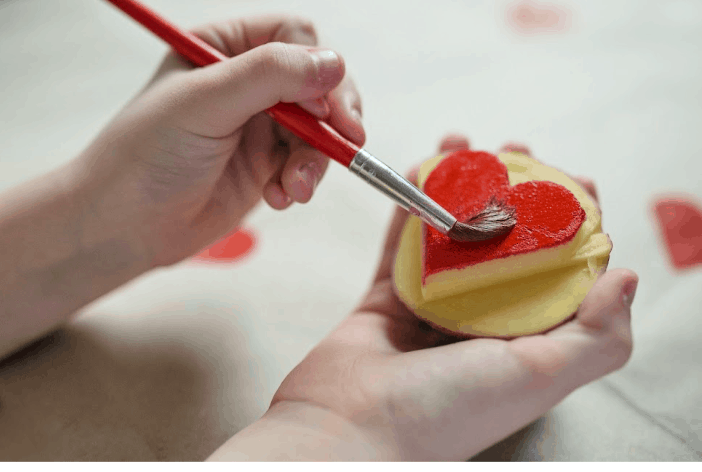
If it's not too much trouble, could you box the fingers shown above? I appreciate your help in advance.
[191,15,319,57]
[372,167,420,284]
[572,175,599,203]
[262,181,294,210]
[278,144,330,204]
[508,268,638,392]
[387,267,636,461]
[192,14,364,146]
[296,96,332,118]
[438,133,471,153]
[190,14,342,125]
[150,15,319,81]
[552,268,638,386]
[499,142,532,156]
[325,75,366,145]
[175,15,362,209]
[498,141,601,205]
[172,42,345,137]
[236,112,291,208]
[266,73,365,206]
[419,268,639,460]
[574,268,638,335]
[150,15,363,209]
[168,14,351,138]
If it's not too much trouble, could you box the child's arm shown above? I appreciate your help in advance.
[0,15,364,359]
[0,165,153,358]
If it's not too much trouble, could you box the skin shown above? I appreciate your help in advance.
[0,15,363,358]
[209,138,639,461]
[0,14,638,461]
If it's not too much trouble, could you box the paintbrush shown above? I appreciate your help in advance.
[104,0,516,242]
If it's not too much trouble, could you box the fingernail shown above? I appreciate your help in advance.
[501,143,532,157]
[270,186,292,208]
[301,161,320,190]
[344,90,362,121]
[307,48,343,87]
[621,280,638,308]
[292,161,320,201]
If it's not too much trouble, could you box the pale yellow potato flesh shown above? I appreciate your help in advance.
[393,152,612,337]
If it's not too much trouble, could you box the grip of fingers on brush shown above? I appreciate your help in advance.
[106,0,360,168]
[266,103,359,167]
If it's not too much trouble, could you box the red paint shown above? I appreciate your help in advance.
[506,0,572,35]
[195,228,256,262]
[107,0,360,168]
[653,196,702,270]
[422,150,585,280]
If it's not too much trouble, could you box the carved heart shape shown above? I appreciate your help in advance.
[422,150,586,282]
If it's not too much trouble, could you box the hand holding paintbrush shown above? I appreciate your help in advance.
[104,0,515,242]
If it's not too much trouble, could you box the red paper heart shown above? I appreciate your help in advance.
[422,150,586,281]
[653,196,702,270]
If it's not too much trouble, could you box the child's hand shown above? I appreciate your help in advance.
[71,15,364,267]
[209,134,638,461]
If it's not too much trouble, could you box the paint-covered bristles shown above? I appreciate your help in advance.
[447,198,517,242]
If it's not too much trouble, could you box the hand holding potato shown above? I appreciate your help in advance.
[209,134,638,461]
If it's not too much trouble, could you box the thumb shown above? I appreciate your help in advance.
[383,269,638,460]
[173,42,345,136]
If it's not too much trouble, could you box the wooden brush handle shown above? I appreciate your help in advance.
[106,0,360,167]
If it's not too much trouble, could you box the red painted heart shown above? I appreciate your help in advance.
[653,196,702,270]
[422,150,586,281]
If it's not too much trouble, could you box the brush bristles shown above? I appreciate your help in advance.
[447,198,517,242]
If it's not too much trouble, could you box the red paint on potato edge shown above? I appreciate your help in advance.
[422,150,585,282]
[653,196,702,270]
[195,228,256,262]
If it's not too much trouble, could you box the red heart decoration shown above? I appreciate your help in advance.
[195,228,256,262]
[506,0,572,34]
[653,196,702,270]
[422,150,586,281]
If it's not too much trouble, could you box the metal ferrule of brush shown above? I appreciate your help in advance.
[349,149,457,235]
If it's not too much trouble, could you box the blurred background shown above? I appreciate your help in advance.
[0,0,701,461]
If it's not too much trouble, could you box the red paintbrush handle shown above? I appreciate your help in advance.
[105,0,360,167]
